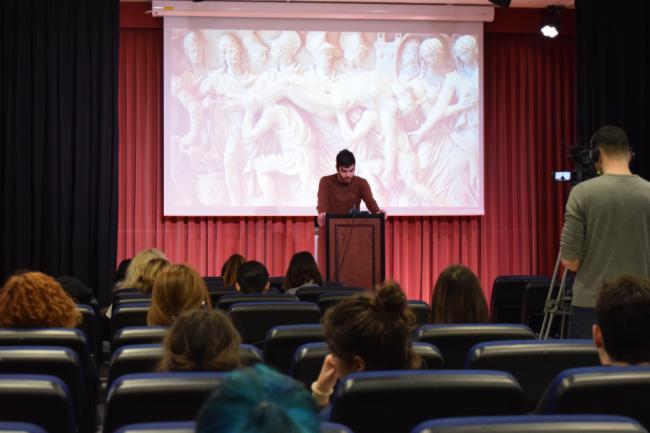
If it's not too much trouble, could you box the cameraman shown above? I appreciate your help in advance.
[560,125,650,339]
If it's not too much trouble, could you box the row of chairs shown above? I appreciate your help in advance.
[0,364,620,433]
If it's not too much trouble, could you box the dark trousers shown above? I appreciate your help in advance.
[568,305,596,339]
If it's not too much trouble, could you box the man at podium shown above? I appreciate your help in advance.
[317,149,384,226]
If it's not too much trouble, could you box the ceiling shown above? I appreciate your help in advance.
[121,0,575,7]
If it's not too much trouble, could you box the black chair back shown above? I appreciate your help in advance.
[0,374,75,433]
[467,339,600,411]
[229,302,321,346]
[111,326,167,353]
[296,286,363,303]
[263,324,325,374]
[413,324,535,369]
[317,291,364,314]
[104,372,226,433]
[331,370,524,433]
[408,300,431,325]
[111,303,150,337]
[216,293,298,310]
[490,275,550,323]
[76,303,99,359]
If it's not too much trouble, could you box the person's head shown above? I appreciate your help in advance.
[184,31,206,65]
[147,264,211,326]
[119,248,167,290]
[400,38,421,69]
[137,258,171,294]
[115,258,132,285]
[196,364,319,433]
[219,33,244,70]
[593,275,650,365]
[270,31,301,65]
[419,38,444,68]
[339,32,368,69]
[158,309,241,372]
[283,252,322,290]
[335,149,356,184]
[429,265,488,324]
[56,276,95,305]
[236,261,270,293]
[221,254,246,288]
[323,280,419,379]
[591,125,632,162]
[0,271,81,328]
[452,35,478,68]
[306,31,339,71]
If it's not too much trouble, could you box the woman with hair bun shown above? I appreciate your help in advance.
[311,280,420,408]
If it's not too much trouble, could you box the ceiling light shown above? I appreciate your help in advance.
[541,6,563,38]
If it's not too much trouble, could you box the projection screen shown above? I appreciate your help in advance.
[160,3,487,216]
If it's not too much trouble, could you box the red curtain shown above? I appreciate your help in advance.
[118,5,575,302]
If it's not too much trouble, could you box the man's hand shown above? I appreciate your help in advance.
[561,258,580,272]
[318,212,326,227]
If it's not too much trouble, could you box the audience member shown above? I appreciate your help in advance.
[283,251,323,294]
[137,257,171,294]
[429,264,488,324]
[311,280,420,408]
[196,364,319,433]
[236,260,270,294]
[147,264,211,326]
[56,275,96,306]
[158,309,241,372]
[113,258,132,290]
[0,271,81,328]
[593,274,650,365]
[221,253,246,288]
[118,248,167,290]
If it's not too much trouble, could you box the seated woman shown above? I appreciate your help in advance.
[311,280,420,409]
[137,258,171,294]
[0,271,81,328]
[283,251,323,294]
[158,308,241,372]
[147,264,211,326]
[117,248,167,291]
[429,264,488,324]
[221,253,246,289]
[196,364,319,433]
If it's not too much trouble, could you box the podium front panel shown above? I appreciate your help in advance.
[325,215,385,289]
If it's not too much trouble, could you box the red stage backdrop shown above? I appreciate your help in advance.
[118,4,575,302]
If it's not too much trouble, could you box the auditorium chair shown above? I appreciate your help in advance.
[228,301,321,346]
[290,342,445,388]
[111,303,150,338]
[203,276,226,291]
[216,293,298,310]
[490,275,550,323]
[208,289,237,307]
[295,286,363,304]
[114,422,194,433]
[318,291,368,314]
[522,281,570,336]
[269,276,286,291]
[75,303,99,359]
[0,347,91,433]
[408,300,431,325]
[111,326,168,353]
[466,339,600,411]
[321,422,355,433]
[0,423,47,433]
[537,366,650,430]
[104,372,226,433]
[329,370,524,433]
[108,343,262,386]
[410,415,648,433]
[263,324,325,374]
[0,328,97,394]
[114,422,356,433]
[0,374,75,433]
[413,324,536,369]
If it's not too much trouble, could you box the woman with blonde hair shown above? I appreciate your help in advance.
[118,248,167,290]
[158,309,241,372]
[0,271,81,328]
[429,264,488,324]
[137,258,171,294]
[147,264,211,326]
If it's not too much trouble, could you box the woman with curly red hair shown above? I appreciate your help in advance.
[0,271,81,328]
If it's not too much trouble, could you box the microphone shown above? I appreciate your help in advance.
[349,192,356,215]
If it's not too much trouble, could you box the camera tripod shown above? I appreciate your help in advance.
[539,251,573,339]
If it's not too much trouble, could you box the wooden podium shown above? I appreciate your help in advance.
[323,213,385,289]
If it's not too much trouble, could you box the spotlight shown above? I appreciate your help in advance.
[541,6,563,38]
[488,0,511,7]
